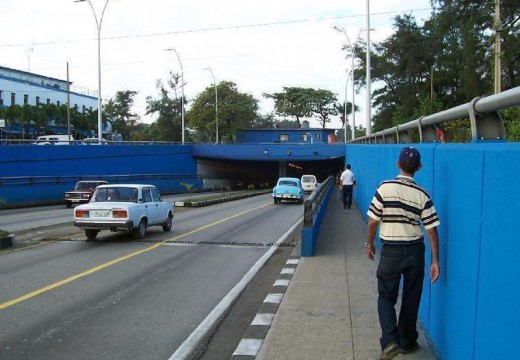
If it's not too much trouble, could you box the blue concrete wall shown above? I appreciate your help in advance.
[0,145,199,205]
[347,143,520,360]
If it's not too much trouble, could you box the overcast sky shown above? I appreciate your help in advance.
[2,0,432,130]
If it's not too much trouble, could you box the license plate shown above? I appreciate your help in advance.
[91,210,111,218]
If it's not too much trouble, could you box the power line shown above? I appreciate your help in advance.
[0,8,433,49]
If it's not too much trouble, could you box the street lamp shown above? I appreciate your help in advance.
[204,67,218,144]
[165,47,185,144]
[334,26,363,140]
[366,0,372,136]
[75,0,109,141]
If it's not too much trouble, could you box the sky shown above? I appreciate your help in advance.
[1,0,433,131]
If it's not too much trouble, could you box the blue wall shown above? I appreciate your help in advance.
[0,145,199,204]
[347,143,520,360]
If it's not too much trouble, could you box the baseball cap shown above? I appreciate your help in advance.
[399,146,421,168]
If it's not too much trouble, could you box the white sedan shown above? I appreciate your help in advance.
[73,184,174,240]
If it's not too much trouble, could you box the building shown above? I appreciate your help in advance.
[0,66,101,138]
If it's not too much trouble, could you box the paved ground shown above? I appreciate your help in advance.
[232,190,440,360]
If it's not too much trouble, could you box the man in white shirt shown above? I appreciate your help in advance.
[339,164,356,209]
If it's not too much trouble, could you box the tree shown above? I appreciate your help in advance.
[264,87,314,128]
[310,89,338,129]
[145,72,184,142]
[104,90,139,140]
[187,81,258,143]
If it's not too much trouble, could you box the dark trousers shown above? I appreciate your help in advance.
[376,242,425,350]
[342,185,353,209]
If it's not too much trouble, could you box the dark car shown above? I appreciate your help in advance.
[64,180,108,208]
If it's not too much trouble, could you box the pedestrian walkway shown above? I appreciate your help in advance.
[254,192,439,360]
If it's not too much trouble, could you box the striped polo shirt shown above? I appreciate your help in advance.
[367,175,440,244]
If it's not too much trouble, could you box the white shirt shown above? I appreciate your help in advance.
[340,169,355,186]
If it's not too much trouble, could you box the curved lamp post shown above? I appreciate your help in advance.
[204,67,218,144]
[334,26,363,140]
[75,0,109,141]
[165,47,185,144]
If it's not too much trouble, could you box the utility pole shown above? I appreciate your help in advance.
[494,0,502,94]
[67,62,71,144]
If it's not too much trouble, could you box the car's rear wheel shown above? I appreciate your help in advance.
[85,229,99,240]
[133,219,147,239]
[66,202,72,208]
[162,214,173,232]
[274,198,279,204]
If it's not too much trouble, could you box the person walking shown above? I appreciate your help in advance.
[365,147,440,360]
[339,164,356,209]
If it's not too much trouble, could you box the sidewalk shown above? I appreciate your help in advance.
[255,192,438,360]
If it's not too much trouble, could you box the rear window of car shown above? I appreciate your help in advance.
[301,176,316,183]
[92,187,138,203]
[279,180,298,187]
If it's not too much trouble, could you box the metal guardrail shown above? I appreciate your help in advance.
[351,85,520,144]
[0,174,202,187]
[301,176,335,257]
[303,176,334,227]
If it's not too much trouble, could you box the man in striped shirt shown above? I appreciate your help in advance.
[366,146,440,360]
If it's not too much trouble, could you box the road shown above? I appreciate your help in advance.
[0,194,302,360]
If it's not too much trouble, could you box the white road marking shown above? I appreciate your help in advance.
[168,217,303,360]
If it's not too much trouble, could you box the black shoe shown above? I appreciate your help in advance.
[377,342,399,360]
[400,342,420,354]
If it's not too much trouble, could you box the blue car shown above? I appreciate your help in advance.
[272,177,305,204]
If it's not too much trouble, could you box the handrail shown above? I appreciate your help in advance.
[303,176,334,227]
[351,85,520,144]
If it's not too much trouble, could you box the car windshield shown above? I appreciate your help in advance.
[76,182,104,190]
[302,176,315,183]
[92,187,138,203]
[279,180,297,187]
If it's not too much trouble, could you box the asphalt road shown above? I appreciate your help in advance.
[0,194,302,360]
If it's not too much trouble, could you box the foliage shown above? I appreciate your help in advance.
[180,182,195,201]
[310,89,338,129]
[104,90,139,140]
[264,87,314,128]
[503,107,520,141]
[145,72,184,142]
[187,81,258,143]
[352,1,520,137]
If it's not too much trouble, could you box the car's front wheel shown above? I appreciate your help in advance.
[133,219,147,239]
[85,229,99,240]
[162,214,173,232]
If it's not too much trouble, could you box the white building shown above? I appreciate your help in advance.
[0,66,97,113]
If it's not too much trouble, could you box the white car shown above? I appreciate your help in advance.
[73,184,174,240]
[301,174,318,193]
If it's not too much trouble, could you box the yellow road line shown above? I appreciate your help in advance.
[0,202,271,310]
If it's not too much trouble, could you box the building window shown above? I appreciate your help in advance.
[47,99,51,104]
[316,134,321,140]
[24,94,29,105]
[36,96,40,105]
[0,91,3,105]
[56,101,60,107]
[82,105,86,113]
[279,134,289,142]
[11,93,16,105]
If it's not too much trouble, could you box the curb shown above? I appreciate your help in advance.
[175,191,271,207]
[231,247,300,359]
[0,234,15,249]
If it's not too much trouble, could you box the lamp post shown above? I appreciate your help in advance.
[75,0,109,141]
[366,0,372,136]
[334,26,363,140]
[165,47,185,144]
[204,67,218,144]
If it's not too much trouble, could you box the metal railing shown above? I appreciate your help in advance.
[351,85,520,144]
[301,176,335,257]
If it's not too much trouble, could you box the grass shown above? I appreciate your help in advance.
[180,189,271,203]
